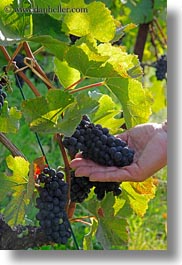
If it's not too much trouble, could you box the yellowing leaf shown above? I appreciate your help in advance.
[122,178,157,217]
[98,43,141,78]
[130,177,157,200]
[149,80,166,113]
[6,155,30,181]
[1,156,33,226]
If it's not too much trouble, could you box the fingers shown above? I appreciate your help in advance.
[70,157,143,182]
[70,157,97,169]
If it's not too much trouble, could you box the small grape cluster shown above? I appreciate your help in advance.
[36,167,71,245]
[70,171,122,202]
[70,171,93,203]
[0,77,7,111]
[14,54,27,88]
[69,34,81,44]
[155,55,167,80]
[64,115,134,202]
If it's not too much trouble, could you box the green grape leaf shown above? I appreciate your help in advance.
[126,0,153,24]
[83,218,98,250]
[62,0,116,42]
[29,36,69,61]
[0,103,22,133]
[33,0,63,20]
[0,156,31,226]
[65,45,107,78]
[57,93,99,136]
[97,194,128,249]
[66,40,143,79]
[22,89,98,135]
[154,0,167,10]
[31,14,66,42]
[0,0,32,44]
[85,193,129,249]
[91,94,124,135]
[149,80,166,113]
[22,89,74,133]
[97,216,128,249]
[54,58,80,89]
[106,77,152,128]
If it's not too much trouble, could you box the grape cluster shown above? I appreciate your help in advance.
[0,77,7,111]
[155,55,167,80]
[63,115,134,167]
[36,167,71,245]
[64,115,134,202]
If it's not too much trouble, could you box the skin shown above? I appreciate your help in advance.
[70,122,167,182]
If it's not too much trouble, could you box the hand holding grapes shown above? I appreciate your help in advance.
[70,122,167,182]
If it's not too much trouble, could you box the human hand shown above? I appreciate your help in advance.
[70,122,167,182]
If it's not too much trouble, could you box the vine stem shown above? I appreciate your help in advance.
[69,81,105,94]
[0,133,27,159]
[64,78,84,91]
[6,42,23,72]
[153,17,167,46]
[23,42,53,89]
[55,134,72,214]
[149,23,159,60]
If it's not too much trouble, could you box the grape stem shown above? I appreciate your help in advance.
[55,133,72,214]
[0,45,41,97]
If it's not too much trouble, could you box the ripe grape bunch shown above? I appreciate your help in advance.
[155,55,167,81]
[0,77,7,111]
[63,115,135,201]
[35,167,71,245]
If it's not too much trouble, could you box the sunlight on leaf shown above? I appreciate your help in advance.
[0,156,31,226]
[62,0,116,42]
[54,58,80,89]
